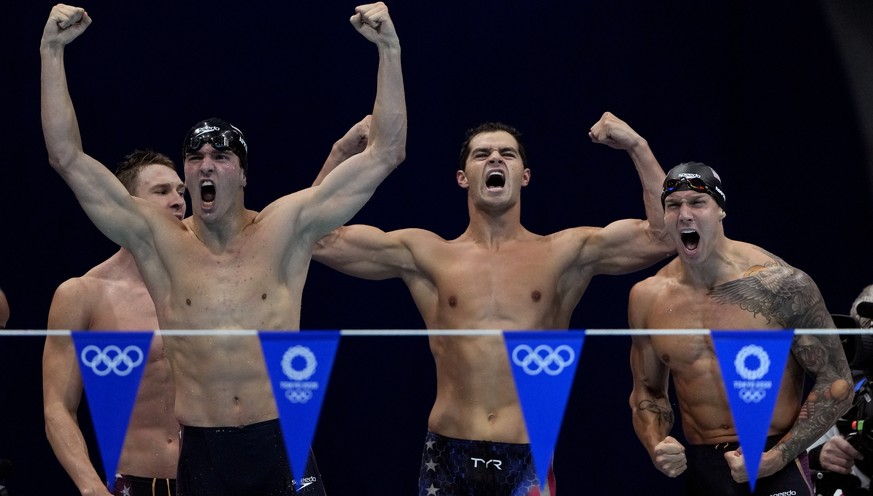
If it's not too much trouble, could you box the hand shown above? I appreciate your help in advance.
[588,111,644,151]
[41,4,91,50]
[652,436,687,477]
[336,115,371,157]
[820,435,863,475]
[724,448,749,483]
[350,3,399,49]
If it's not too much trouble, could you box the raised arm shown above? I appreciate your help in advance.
[628,282,688,478]
[299,2,406,239]
[40,5,151,251]
[582,112,673,274]
[312,115,371,187]
[43,280,112,496]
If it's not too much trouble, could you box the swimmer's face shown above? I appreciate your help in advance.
[663,190,725,265]
[132,163,186,220]
[184,144,246,221]
[457,131,530,212]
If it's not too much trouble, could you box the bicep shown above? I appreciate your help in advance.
[577,220,671,276]
[313,225,415,280]
[630,335,668,392]
[300,149,396,238]
[42,334,84,414]
[60,154,149,249]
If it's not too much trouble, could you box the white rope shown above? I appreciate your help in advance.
[1,328,868,336]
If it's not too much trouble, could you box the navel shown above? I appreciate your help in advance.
[661,353,671,363]
[448,296,458,308]
[262,293,267,300]
[186,298,192,306]
[531,290,542,302]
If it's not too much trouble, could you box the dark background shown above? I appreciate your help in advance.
[2,0,872,494]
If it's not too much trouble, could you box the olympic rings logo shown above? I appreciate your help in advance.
[285,389,314,403]
[80,345,145,377]
[511,344,575,376]
[739,389,766,403]
[734,345,770,380]
[281,346,317,381]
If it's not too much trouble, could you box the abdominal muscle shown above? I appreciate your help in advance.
[166,334,279,427]
[427,334,529,443]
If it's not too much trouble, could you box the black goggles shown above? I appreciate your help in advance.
[663,177,710,195]
[661,177,724,207]
[185,130,247,156]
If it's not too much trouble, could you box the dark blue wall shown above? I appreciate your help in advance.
[2,1,871,494]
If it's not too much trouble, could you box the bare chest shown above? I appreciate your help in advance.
[427,245,573,329]
[160,241,303,329]
[645,289,775,331]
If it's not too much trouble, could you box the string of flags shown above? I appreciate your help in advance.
[73,329,794,493]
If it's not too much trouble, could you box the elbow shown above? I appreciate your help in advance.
[46,146,81,174]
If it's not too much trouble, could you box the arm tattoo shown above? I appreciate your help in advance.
[710,260,853,464]
[638,399,674,428]
[709,262,833,329]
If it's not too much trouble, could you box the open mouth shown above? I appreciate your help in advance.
[680,230,700,250]
[485,170,506,189]
[201,180,216,203]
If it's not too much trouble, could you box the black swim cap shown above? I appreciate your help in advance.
[183,118,248,171]
[661,161,726,210]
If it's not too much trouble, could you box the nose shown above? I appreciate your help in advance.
[677,202,694,221]
[170,191,185,212]
[487,150,504,164]
[199,156,215,173]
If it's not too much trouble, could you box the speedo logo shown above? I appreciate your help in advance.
[192,125,220,137]
[769,491,796,496]
[295,476,317,491]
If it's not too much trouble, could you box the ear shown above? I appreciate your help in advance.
[521,168,531,187]
[456,170,469,189]
[241,169,247,188]
[719,209,726,220]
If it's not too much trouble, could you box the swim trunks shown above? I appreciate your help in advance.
[685,435,813,495]
[176,419,326,495]
[418,431,556,495]
[112,474,175,496]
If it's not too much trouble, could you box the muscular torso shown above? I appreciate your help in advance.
[405,230,590,443]
[143,211,312,426]
[634,253,806,445]
[77,261,178,478]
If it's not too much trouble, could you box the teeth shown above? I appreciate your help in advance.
[680,229,696,234]
[201,180,214,187]
[488,171,504,178]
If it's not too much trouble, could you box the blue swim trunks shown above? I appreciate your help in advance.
[112,474,175,496]
[418,431,556,495]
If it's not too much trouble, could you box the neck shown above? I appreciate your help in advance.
[464,201,527,246]
[190,207,254,249]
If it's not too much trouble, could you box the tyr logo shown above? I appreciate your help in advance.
[471,458,503,470]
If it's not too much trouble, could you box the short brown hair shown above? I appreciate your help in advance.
[115,149,176,194]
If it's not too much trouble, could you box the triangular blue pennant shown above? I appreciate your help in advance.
[72,331,154,492]
[504,330,585,492]
[711,329,794,492]
[259,330,340,487]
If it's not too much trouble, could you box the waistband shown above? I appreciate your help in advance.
[181,418,279,435]
[690,434,783,452]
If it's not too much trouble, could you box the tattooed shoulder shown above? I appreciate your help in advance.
[710,264,830,328]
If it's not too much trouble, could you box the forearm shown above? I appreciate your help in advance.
[45,408,108,494]
[368,46,406,167]
[630,390,674,457]
[313,142,354,187]
[626,138,668,236]
[40,45,85,170]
